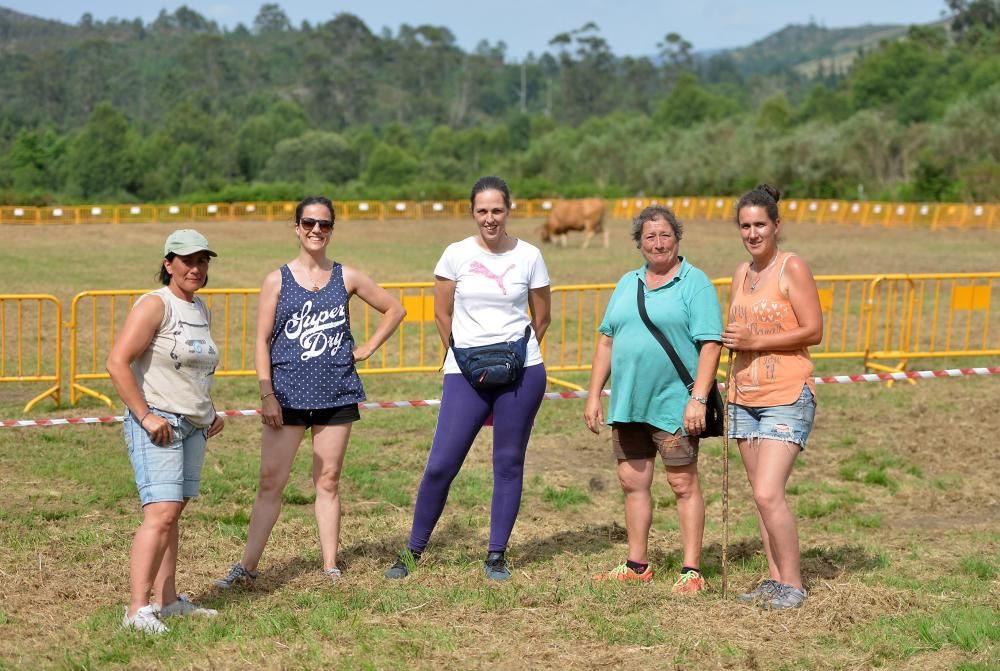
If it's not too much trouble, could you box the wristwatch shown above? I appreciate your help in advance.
[691,394,707,405]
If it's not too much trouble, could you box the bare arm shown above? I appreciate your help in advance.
[256,270,283,427]
[106,295,173,446]
[583,334,613,434]
[527,285,552,343]
[343,265,407,362]
[433,276,456,347]
[723,256,823,351]
[683,340,722,435]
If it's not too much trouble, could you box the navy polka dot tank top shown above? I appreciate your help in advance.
[269,263,365,409]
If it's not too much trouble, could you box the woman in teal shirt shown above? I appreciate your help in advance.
[584,205,722,593]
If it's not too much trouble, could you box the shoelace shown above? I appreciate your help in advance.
[226,564,255,582]
[675,571,701,585]
[609,563,631,577]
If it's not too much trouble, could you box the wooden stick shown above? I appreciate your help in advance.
[722,349,735,598]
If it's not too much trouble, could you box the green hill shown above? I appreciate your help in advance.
[719,22,917,77]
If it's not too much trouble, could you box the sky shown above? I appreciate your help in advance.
[2,1,949,58]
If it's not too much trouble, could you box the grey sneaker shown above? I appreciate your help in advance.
[736,578,781,603]
[385,550,419,580]
[155,594,218,618]
[324,567,343,583]
[122,604,168,634]
[214,563,258,589]
[484,551,511,581]
[761,583,807,610]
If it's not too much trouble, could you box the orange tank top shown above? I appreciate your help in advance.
[727,252,815,407]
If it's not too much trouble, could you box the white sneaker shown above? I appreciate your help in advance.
[122,605,168,634]
[154,594,219,618]
[324,567,343,584]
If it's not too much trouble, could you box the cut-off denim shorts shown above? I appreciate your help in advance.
[124,408,208,506]
[728,385,816,450]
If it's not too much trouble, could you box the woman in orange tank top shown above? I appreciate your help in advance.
[721,184,823,610]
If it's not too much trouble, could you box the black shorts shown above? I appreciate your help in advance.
[281,404,361,427]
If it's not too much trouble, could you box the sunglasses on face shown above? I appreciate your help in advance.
[298,217,334,232]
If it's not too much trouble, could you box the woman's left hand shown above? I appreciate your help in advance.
[352,344,373,362]
[207,414,225,438]
[722,322,755,351]
[684,399,707,436]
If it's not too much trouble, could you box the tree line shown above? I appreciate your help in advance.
[0,0,997,205]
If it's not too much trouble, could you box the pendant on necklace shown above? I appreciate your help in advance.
[311,285,319,292]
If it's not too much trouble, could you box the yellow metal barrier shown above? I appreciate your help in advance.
[861,273,1000,374]
[0,295,61,412]
[19,272,1000,410]
[69,289,261,407]
[5,199,997,228]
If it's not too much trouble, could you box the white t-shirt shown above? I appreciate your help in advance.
[434,237,550,374]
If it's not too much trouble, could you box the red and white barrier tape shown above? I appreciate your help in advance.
[2,366,997,429]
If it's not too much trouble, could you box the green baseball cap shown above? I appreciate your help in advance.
[164,229,217,257]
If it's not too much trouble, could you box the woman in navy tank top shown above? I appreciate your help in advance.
[216,196,405,587]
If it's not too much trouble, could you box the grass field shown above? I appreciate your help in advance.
[1,216,998,670]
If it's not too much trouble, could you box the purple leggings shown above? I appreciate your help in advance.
[407,364,547,553]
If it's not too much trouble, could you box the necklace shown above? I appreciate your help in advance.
[298,261,328,292]
[748,253,778,293]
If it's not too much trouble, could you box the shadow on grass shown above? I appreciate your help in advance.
[517,521,627,565]
[652,541,887,589]
[207,516,487,601]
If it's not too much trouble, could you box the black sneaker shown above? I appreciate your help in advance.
[484,551,511,581]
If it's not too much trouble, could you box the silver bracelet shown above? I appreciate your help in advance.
[691,394,708,405]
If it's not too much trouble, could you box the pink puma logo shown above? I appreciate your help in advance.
[470,260,516,295]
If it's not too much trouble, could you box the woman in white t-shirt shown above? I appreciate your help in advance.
[385,176,551,581]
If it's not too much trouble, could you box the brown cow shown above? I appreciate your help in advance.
[538,198,609,249]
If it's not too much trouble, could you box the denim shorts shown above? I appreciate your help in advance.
[728,385,816,450]
[124,408,208,506]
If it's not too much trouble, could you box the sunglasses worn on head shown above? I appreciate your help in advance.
[299,217,334,232]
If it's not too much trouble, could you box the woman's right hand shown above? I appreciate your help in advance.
[584,397,604,434]
[261,394,283,428]
[141,413,173,447]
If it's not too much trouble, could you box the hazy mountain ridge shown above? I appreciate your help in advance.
[713,21,946,77]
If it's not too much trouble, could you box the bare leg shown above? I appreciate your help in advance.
[152,499,189,606]
[240,424,307,572]
[311,423,352,571]
[740,438,802,588]
[665,463,705,569]
[128,501,183,616]
[618,458,655,563]
[739,439,779,579]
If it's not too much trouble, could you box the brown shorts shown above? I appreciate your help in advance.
[611,422,699,467]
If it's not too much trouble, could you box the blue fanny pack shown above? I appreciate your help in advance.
[450,326,530,389]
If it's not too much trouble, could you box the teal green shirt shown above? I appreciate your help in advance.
[598,258,723,434]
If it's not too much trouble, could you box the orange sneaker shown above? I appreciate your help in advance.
[671,570,707,594]
[593,563,654,583]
